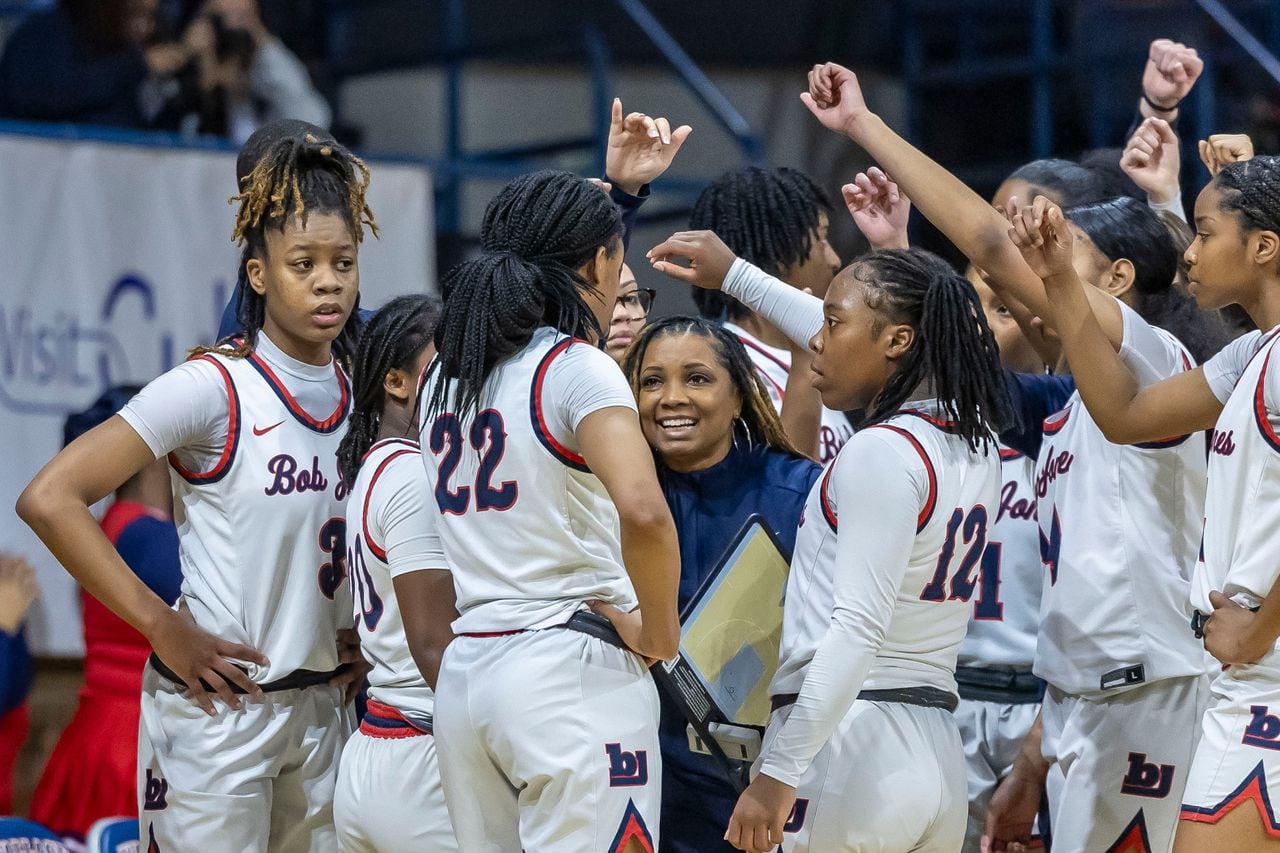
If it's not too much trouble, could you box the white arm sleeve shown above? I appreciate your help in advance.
[542,341,637,451]
[1148,194,1188,224]
[1117,299,1194,386]
[758,430,924,786]
[371,453,447,579]
[721,258,824,348]
[1203,331,1265,403]
[117,358,232,471]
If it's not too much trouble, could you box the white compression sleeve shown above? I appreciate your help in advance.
[721,258,824,348]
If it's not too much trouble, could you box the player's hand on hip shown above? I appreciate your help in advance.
[726,773,793,852]
[1004,195,1075,281]
[981,766,1043,852]
[647,230,737,290]
[843,167,911,250]
[150,603,267,716]
[330,627,373,704]
[802,62,870,136]
[1199,133,1254,176]
[586,601,660,664]
[605,98,692,196]
[1203,590,1271,666]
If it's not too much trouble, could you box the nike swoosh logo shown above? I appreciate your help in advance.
[253,420,286,436]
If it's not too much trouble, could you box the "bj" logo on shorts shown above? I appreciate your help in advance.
[1119,752,1174,798]
[1243,705,1280,751]
[143,768,169,811]
[605,743,649,787]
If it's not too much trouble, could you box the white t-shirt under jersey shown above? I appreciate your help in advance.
[419,326,640,634]
[346,438,444,729]
[724,322,854,464]
[119,332,353,682]
[762,407,1000,787]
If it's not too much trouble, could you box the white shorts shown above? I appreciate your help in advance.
[954,698,1043,853]
[334,700,458,852]
[1041,675,1207,853]
[1180,657,1280,838]
[764,697,967,853]
[137,665,352,852]
[433,627,661,853]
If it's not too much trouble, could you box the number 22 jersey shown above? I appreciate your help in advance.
[418,326,640,634]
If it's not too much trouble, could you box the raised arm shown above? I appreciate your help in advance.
[1006,197,1224,443]
[801,62,1128,350]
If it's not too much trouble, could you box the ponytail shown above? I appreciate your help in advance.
[856,249,1013,452]
[424,170,623,423]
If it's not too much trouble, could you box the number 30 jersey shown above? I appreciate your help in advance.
[418,326,640,634]
[119,335,353,683]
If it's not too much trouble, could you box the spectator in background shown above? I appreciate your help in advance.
[604,263,655,363]
[0,0,329,142]
[0,554,37,815]
[28,386,181,841]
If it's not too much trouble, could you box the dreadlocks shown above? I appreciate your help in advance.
[688,166,831,322]
[853,249,1014,452]
[621,316,806,460]
[423,170,622,424]
[336,294,442,486]
[194,132,377,365]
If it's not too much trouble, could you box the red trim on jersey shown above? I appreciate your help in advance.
[607,800,656,853]
[999,447,1023,461]
[460,629,527,638]
[358,698,432,739]
[1043,405,1072,436]
[361,447,421,562]
[1254,348,1280,454]
[246,351,350,434]
[530,338,591,472]
[100,500,169,544]
[898,409,959,432]
[1180,761,1280,837]
[168,355,241,484]
[360,437,419,464]
[735,333,791,372]
[867,424,937,533]
[819,462,838,532]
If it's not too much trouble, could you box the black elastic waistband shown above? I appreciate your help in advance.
[561,610,626,649]
[955,666,1045,704]
[770,685,959,714]
[149,653,346,695]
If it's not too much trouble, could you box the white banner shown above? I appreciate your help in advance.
[0,130,435,655]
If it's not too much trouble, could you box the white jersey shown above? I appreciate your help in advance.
[1194,326,1280,620]
[762,407,1000,786]
[345,438,443,728]
[120,335,352,682]
[1033,302,1205,697]
[725,322,854,464]
[418,326,639,634]
[958,447,1042,670]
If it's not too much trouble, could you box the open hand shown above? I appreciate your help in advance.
[1143,39,1203,111]
[843,167,910,250]
[150,604,268,715]
[801,62,870,135]
[1004,196,1075,281]
[726,773,795,852]
[1203,590,1273,666]
[1199,134,1254,176]
[1121,117,1181,205]
[647,230,738,290]
[605,98,692,196]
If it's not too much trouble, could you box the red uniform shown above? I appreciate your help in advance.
[30,501,176,837]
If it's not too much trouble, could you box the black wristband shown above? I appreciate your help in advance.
[1143,93,1179,113]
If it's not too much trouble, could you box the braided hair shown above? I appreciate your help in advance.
[621,316,806,460]
[1215,155,1280,235]
[688,166,831,321]
[852,249,1014,452]
[423,170,623,423]
[195,132,377,365]
[336,294,442,486]
[1065,196,1232,362]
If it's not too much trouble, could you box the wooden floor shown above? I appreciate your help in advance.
[11,659,82,816]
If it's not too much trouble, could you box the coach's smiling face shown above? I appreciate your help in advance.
[809,264,913,412]
[636,332,739,473]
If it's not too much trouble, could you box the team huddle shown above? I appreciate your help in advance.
[16,39,1280,853]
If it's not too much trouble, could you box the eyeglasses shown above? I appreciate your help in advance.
[617,288,657,316]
